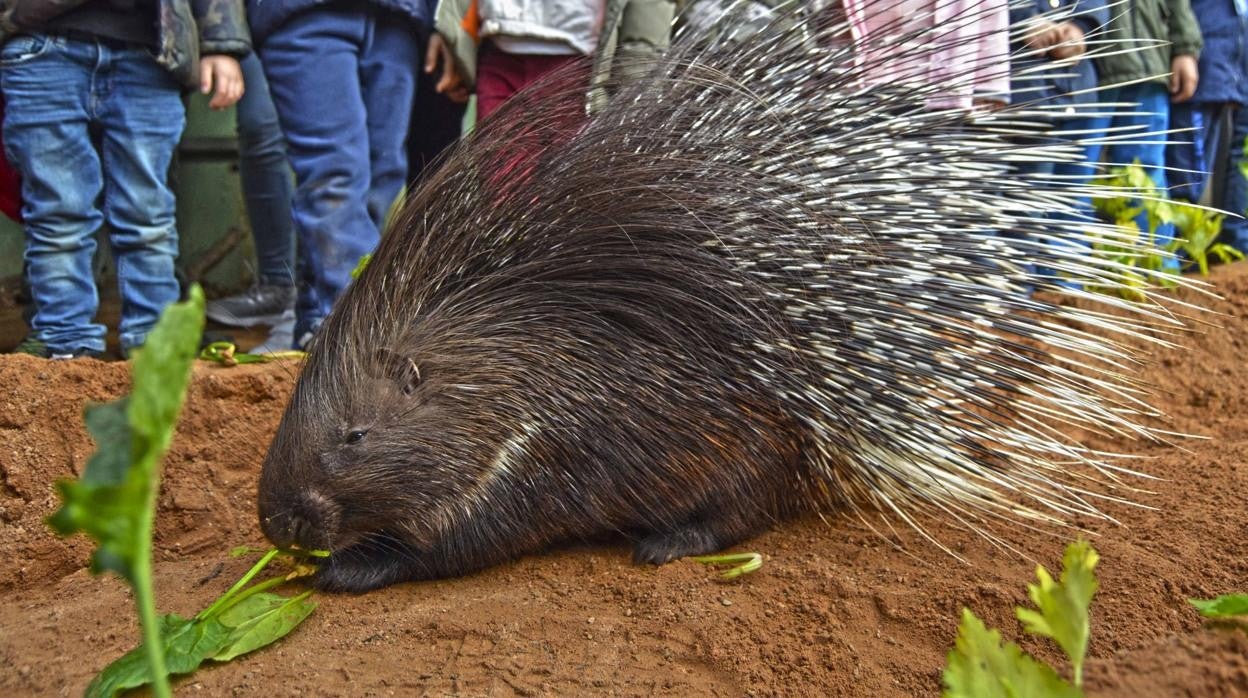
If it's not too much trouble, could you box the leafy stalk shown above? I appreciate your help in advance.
[691,552,764,580]
[943,539,1100,697]
[48,286,206,697]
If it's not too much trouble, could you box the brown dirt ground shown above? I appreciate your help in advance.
[1,264,1247,697]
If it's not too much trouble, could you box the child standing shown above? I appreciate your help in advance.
[0,0,249,358]
[427,0,676,121]
[1087,0,1203,258]
[1167,0,1248,252]
[247,0,429,349]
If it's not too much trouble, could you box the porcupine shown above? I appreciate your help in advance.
[257,0,1198,592]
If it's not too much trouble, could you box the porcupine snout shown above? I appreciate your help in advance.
[259,489,340,551]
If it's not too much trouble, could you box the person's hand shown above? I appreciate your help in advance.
[1170,54,1199,102]
[424,33,469,104]
[200,55,244,110]
[1023,20,1063,51]
[1047,22,1086,61]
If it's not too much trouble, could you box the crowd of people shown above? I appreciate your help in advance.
[0,0,1243,359]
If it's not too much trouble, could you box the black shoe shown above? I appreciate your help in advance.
[206,285,296,328]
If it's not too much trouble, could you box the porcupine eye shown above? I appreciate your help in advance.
[345,430,367,445]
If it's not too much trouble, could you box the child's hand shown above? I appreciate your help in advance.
[1047,22,1086,61]
[425,33,469,104]
[200,55,245,110]
[1169,55,1198,103]
[1022,20,1062,51]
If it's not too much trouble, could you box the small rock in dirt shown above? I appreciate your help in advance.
[721,598,733,606]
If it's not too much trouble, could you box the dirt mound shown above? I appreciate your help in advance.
[2,264,1247,696]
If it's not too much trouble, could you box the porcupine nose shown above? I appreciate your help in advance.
[260,491,335,550]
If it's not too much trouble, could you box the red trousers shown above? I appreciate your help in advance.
[475,41,582,121]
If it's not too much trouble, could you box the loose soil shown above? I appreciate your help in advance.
[2,264,1247,697]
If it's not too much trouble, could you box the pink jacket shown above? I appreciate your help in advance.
[842,0,1010,110]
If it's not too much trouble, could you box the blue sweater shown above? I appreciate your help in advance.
[1188,0,1248,105]
[248,0,436,44]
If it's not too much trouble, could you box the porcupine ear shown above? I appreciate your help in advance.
[369,348,423,396]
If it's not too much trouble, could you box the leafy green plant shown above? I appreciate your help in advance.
[691,552,764,580]
[1089,162,1244,296]
[351,252,372,280]
[47,287,318,697]
[86,549,318,697]
[199,340,304,365]
[943,539,1099,697]
[1189,594,1248,620]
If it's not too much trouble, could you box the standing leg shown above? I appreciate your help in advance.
[1220,106,1248,251]
[406,25,466,185]
[261,8,375,342]
[1,34,107,356]
[97,45,187,353]
[206,50,298,332]
[1103,82,1177,259]
[475,42,527,122]
[236,50,296,287]
[358,11,420,231]
[1167,102,1221,203]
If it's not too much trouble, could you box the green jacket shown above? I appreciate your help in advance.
[1094,0,1203,86]
[0,0,251,88]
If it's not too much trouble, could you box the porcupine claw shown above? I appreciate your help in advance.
[314,535,425,593]
[632,516,760,566]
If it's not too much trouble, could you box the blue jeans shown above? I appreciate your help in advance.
[259,5,420,338]
[1074,83,1178,263]
[1,34,185,353]
[1012,116,1108,286]
[236,51,296,287]
[1168,103,1248,250]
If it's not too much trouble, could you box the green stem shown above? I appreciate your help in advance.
[135,470,171,698]
[198,548,279,620]
[214,576,289,617]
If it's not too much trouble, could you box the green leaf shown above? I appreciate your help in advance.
[46,398,142,581]
[351,253,372,279]
[1015,540,1099,687]
[690,552,764,580]
[1189,594,1248,619]
[86,613,230,698]
[85,551,319,696]
[942,609,1083,698]
[213,591,317,661]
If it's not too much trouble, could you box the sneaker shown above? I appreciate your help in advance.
[251,314,296,354]
[206,285,296,328]
[49,347,103,360]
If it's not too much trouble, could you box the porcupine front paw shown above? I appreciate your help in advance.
[633,525,727,566]
[314,536,425,593]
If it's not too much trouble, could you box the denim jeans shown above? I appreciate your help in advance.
[1168,103,1248,251]
[1073,83,1178,265]
[259,5,420,339]
[1,34,185,353]
[236,50,296,287]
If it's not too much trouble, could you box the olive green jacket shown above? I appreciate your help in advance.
[1094,0,1203,86]
[0,0,251,88]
